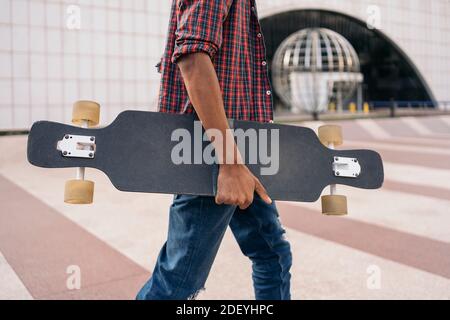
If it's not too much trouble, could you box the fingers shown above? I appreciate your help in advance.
[215,192,239,206]
[238,194,253,210]
[255,178,272,204]
[216,187,269,208]
[216,192,253,209]
[215,193,225,205]
[215,167,270,208]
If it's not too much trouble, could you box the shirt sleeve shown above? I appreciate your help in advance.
[171,0,231,64]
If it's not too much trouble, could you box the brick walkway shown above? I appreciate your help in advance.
[1,115,450,299]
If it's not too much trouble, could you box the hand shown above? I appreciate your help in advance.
[215,164,272,210]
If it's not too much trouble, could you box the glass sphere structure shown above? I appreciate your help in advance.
[272,28,364,114]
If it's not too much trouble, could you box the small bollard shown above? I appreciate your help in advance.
[349,102,356,113]
[363,102,370,114]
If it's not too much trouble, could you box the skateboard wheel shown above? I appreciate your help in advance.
[318,125,343,147]
[321,195,347,216]
[72,101,100,127]
[64,180,94,204]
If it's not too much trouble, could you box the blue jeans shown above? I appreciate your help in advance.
[136,194,292,300]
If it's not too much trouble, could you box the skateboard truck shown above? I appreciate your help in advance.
[57,134,96,159]
[62,101,101,205]
[318,125,348,216]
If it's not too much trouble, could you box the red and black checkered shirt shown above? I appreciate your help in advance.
[158,0,273,123]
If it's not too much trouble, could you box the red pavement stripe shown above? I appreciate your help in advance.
[336,117,449,139]
[277,203,450,279]
[374,138,450,149]
[338,143,450,170]
[383,180,450,201]
[0,174,149,300]
[375,149,450,170]
[415,134,450,140]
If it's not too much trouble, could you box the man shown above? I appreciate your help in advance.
[137,0,292,300]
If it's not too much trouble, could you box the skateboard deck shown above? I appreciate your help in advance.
[27,110,384,202]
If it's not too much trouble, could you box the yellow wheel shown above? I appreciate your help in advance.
[321,195,347,216]
[72,100,100,127]
[64,180,94,204]
[318,125,343,147]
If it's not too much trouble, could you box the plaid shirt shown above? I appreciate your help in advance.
[158,0,273,123]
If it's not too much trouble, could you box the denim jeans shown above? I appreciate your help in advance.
[136,194,292,300]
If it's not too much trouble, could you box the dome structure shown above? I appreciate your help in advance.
[272,28,363,113]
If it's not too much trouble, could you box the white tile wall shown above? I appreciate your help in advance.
[0,0,11,24]
[0,0,171,130]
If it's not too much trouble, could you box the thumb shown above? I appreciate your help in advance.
[255,178,272,204]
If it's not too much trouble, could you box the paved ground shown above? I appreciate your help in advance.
[1,115,450,300]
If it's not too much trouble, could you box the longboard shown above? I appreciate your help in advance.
[28,109,384,204]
